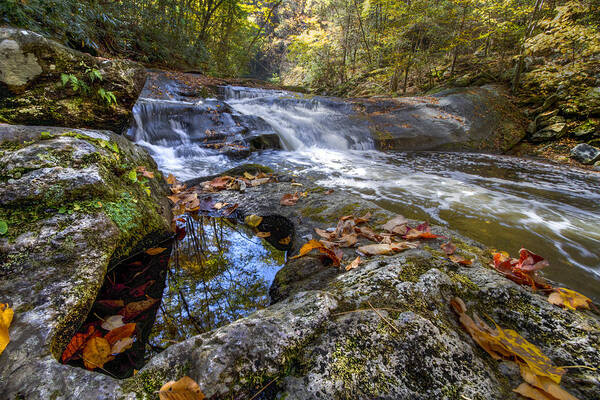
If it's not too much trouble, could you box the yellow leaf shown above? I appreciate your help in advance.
[291,239,324,259]
[0,303,14,355]
[243,172,255,180]
[166,173,177,185]
[244,214,263,228]
[548,288,591,311]
[520,366,579,400]
[345,256,361,271]
[82,337,114,370]
[146,247,167,255]
[256,231,271,238]
[159,376,205,400]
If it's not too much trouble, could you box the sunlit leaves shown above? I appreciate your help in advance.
[0,303,14,355]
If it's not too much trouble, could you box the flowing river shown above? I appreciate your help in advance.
[130,85,600,302]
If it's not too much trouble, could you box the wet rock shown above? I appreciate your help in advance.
[0,125,172,399]
[118,178,599,400]
[530,122,567,143]
[355,85,526,152]
[0,28,146,133]
[570,143,600,164]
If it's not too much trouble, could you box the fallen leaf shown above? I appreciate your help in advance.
[280,192,300,206]
[137,166,155,179]
[159,376,205,400]
[358,242,418,255]
[101,315,125,331]
[513,382,555,400]
[118,297,159,319]
[291,239,340,265]
[62,325,101,362]
[221,203,238,216]
[0,303,13,355]
[104,323,136,345]
[279,236,291,245]
[345,256,361,271]
[520,365,579,400]
[256,231,271,238]
[441,242,457,255]
[95,299,125,309]
[129,280,155,298]
[324,189,334,195]
[166,174,177,185]
[243,172,255,180]
[403,222,443,240]
[449,255,473,266]
[82,336,114,370]
[315,228,335,240]
[111,337,134,355]
[353,212,372,224]
[146,248,167,256]
[517,248,550,272]
[251,177,271,186]
[245,214,263,228]
[336,233,358,248]
[354,226,381,242]
[382,215,408,232]
[548,288,591,311]
[492,251,551,290]
[451,297,565,384]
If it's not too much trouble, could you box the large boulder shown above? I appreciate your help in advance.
[354,85,526,152]
[0,125,172,398]
[0,28,146,133]
[120,177,599,400]
[570,143,600,165]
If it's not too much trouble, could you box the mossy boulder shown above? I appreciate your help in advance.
[0,28,146,133]
[0,125,172,399]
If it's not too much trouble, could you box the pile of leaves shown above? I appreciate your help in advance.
[291,213,467,270]
[61,246,169,377]
[492,249,593,311]
[451,297,580,400]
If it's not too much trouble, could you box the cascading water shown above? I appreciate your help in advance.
[131,84,600,301]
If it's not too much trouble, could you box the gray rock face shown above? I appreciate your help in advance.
[2,163,598,399]
[0,28,146,133]
[570,143,600,164]
[118,176,599,400]
[530,122,567,142]
[0,125,172,399]
[353,85,526,152]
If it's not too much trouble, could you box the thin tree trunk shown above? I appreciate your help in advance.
[512,0,545,92]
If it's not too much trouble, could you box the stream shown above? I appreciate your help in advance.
[130,85,600,303]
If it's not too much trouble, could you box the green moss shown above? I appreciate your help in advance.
[300,205,328,219]
[121,363,191,399]
[396,257,435,283]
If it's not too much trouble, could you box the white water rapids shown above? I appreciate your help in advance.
[132,86,600,301]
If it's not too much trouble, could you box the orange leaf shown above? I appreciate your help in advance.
[291,239,325,259]
[166,173,177,185]
[513,383,555,400]
[440,242,456,255]
[345,256,361,271]
[146,247,167,255]
[0,303,14,356]
[82,336,114,370]
[159,376,205,400]
[104,323,136,345]
[61,325,100,362]
[449,255,473,265]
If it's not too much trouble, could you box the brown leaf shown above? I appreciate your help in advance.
[159,376,205,400]
[345,256,361,271]
[324,189,334,195]
[382,215,408,232]
[118,297,159,319]
[354,226,381,242]
[440,242,457,255]
[335,233,358,248]
[95,299,125,309]
[353,212,372,225]
[358,242,418,256]
[280,192,300,206]
[256,231,271,238]
[104,323,136,345]
[166,173,177,185]
[513,382,555,400]
[335,218,355,237]
[82,337,114,370]
[61,325,101,363]
[146,247,167,255]
[278,236,291,245]
[315,228,335,240]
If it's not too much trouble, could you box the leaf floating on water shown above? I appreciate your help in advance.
[280,192,300,206]
[104,323,136,345]
[245,214,263,228]
[548,288,591,311]
[345,256,361,271]
[0,303,13,356]
[119,297,159,319]
[146,247,167,256]
[101,315,125,331]
[440,242,457,255]
[111,337,134,355]
[159,376,205,400]
[82,337,114,370]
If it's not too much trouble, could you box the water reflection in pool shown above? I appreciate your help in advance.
[148,216,285,355]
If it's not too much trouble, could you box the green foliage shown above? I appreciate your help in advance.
[0,220,8,235]
[59,66,117,106]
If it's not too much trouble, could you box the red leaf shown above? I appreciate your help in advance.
[517,248,549,272]
[61,326,101,363]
